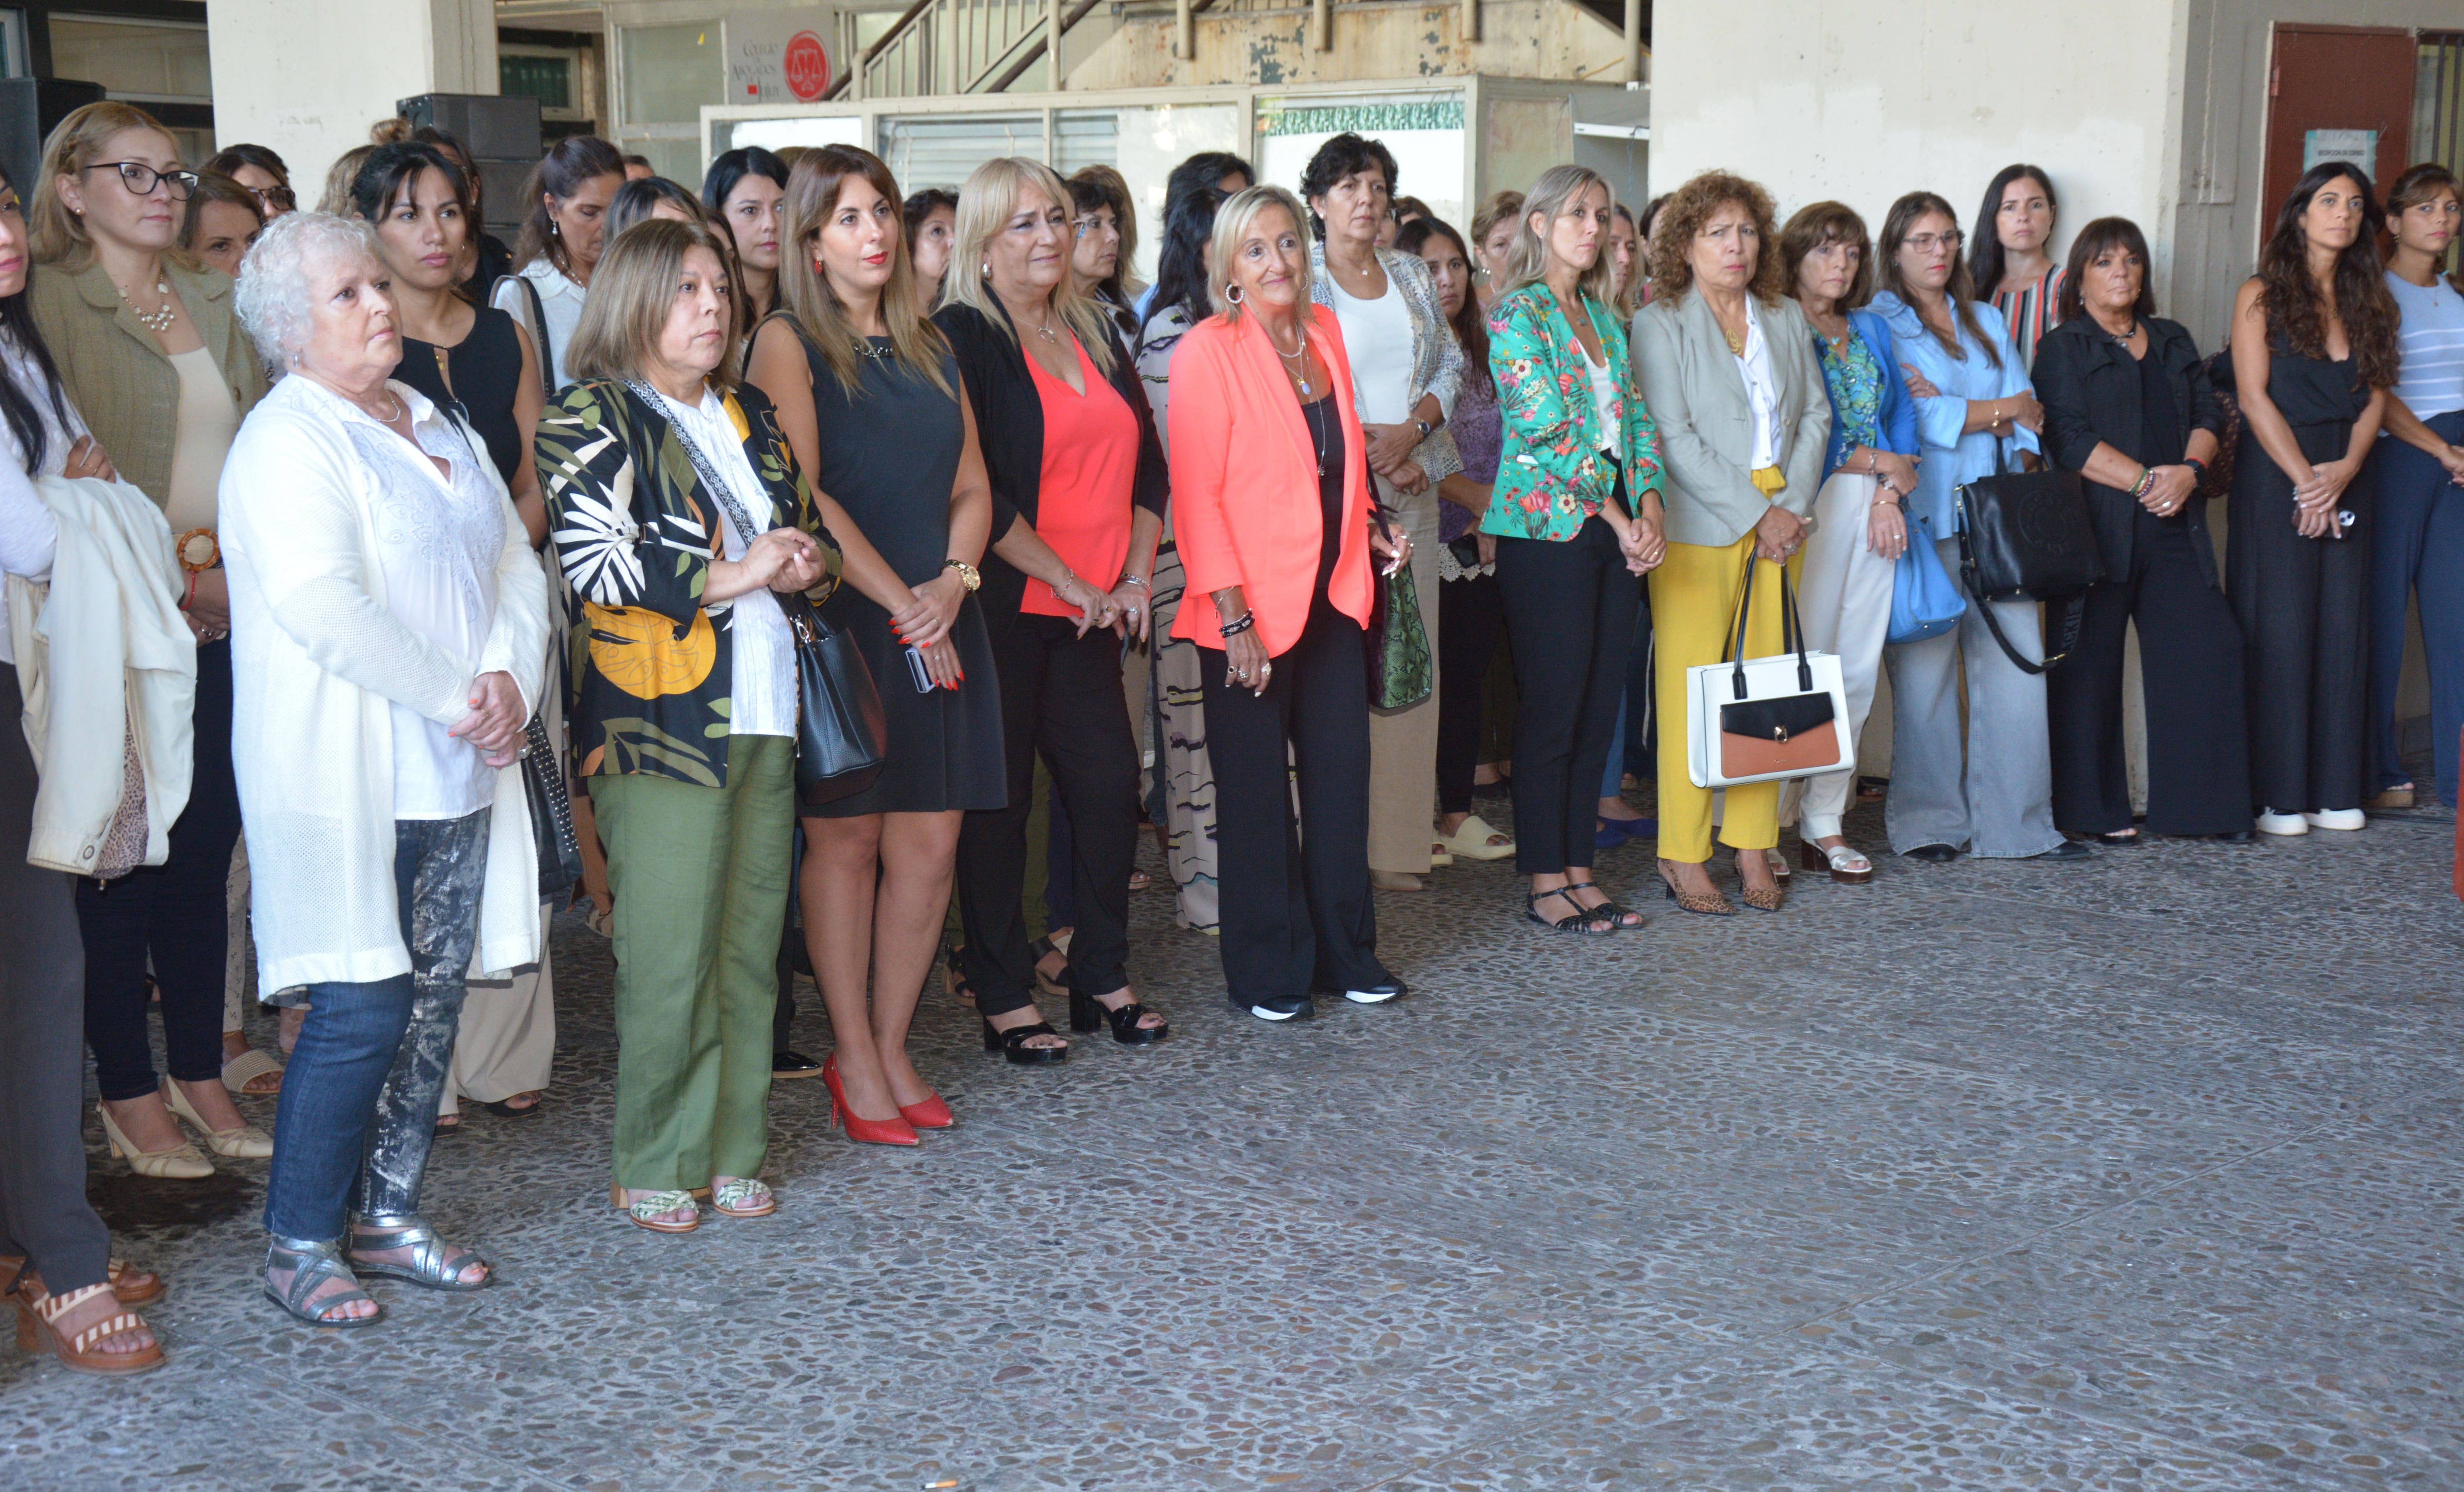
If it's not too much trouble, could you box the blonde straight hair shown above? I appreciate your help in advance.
[33,101,193,271]
[1205,185,1310,320]
[1498,164,1617,306]
[777,144,950,399]
[944,156,1116,378]
[566,217,742,390]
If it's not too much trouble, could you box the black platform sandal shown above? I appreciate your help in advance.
[1524,888,1616,934]
[1563,879,1645,929]
[981,1017,1069,1065]
[1069,989,1169,1045]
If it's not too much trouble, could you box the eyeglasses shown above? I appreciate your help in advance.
[1905,230,1964,254]
[247,184,297,214]
[83,162,202,203]
[1072,215,1118,241]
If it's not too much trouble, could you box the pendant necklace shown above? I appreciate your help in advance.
[1270,321,1313,397]
[1028,307,1061,344]
[119,276,177,335]
[1305,392,1329,476]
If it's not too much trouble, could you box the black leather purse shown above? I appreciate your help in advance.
[521,711,582,897]
[784,591,888,807]
[1953,440,2103,674]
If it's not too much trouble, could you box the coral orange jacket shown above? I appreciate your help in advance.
[1166,304,1375,658]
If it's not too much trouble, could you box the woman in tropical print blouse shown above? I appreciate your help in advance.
[1480,164,1667,937]
[536,219,839,1236]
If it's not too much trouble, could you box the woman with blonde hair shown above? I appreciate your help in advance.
[934,157,1169,1061]
[1485,164,1667,933]
[1170,184,1410,1017]
[746,144,1002,1141]
[31,101,273,1178]
[536,218,839,1231]
[1633,169,1832,913]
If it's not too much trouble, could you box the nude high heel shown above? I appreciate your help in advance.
[97,1104,213,1180]
[164,1079,274,1159]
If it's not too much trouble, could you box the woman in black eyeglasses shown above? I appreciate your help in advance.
[29,102,270,1178]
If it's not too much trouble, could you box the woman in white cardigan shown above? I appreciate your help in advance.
[221,212,546,1329]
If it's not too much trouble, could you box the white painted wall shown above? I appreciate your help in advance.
[207,0,497,199]
[1651,0,2190,307]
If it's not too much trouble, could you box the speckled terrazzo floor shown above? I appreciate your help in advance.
[7,785,2461,1492]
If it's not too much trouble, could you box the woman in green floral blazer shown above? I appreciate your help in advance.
[533,218,839,1232]
[1478,165,1667,936]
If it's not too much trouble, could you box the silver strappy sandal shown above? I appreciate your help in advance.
[263,1236,384,1328]
[346,1214,493,1292]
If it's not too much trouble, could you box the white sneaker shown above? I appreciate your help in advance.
[2303,808,2365,832]
[2255,809,2308,836]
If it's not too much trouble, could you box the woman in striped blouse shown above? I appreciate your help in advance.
[1972,165,2064,368]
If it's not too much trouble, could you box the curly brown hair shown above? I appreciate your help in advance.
[1646,170,1784,307]
[2256,162,2399,390]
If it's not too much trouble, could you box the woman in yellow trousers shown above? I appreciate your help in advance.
[1632,171,1832,913]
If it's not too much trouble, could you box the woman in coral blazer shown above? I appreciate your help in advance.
[1168,185,1411,1022]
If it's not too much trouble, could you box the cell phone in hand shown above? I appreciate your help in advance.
[905,644,936,694]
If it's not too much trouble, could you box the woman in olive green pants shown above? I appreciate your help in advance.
[536,220,840,1232]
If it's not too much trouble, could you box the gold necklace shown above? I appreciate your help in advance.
[1267,320,1313,397]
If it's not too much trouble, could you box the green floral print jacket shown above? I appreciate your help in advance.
[1479,284,1666,542]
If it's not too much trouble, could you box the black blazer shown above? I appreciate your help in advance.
[932,298,1168,625]
[2032,314,2226,588]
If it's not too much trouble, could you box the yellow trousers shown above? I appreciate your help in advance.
[1649,531,1802,863]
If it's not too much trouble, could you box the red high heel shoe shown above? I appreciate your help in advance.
[821,1056,918,1146]
[898,1093,954,1130]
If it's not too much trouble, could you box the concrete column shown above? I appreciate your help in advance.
[207,0,498,199]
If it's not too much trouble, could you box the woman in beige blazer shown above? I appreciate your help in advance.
[1632,170,1830,915]
[30,103,269,1179]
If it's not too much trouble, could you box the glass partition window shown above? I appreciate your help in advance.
[716,115,868,158]
[619,23,723,184]
[1257,96,1465,243]
[1060,104,1241,283]
[48,15,211,104]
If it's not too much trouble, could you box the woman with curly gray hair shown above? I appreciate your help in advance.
[221,211,548,1327]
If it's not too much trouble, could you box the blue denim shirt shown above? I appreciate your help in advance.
[1816,307,1923,480]
[1865,291,2040,533]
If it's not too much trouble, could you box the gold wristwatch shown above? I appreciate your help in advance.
[942,559,980,592]
[176,527,220,573]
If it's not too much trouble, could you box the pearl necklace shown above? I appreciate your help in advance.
[119,277,176,335]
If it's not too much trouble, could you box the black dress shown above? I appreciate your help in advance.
[788,328,1004,818]
[396,306,526,485]
[2035,316,2249,836]
[2225,334,2374,817]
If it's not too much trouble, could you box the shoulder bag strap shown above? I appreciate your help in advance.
[493,274,554,402]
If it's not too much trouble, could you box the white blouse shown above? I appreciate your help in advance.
[1584,352,1621,457]
[493,260,587,390]
[347,387,511,819]
[1328,273,1416,426]
[0,336,85,665]
[219,373,548,993]
[656,387,795,738]
[1736,300,1780,470]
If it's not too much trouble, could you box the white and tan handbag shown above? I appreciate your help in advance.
[1685,556,1853,790]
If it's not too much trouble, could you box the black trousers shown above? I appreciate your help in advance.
[1203,595,1388,1004]
[1495,517,1639,873]
[78,638,243,1102]
[1435,570,1504,817]
[0,664,111,1295]
[2048,513,2251,835]
[2228,426,2372,815]
[957,614,1137,1018]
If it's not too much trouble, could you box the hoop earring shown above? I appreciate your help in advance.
[1225,283,1243,305]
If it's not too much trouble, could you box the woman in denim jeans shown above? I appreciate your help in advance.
[223,212,548,1326]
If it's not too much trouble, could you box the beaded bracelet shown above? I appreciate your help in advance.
[2130,466,2156,499]
[1218,611,1256,638]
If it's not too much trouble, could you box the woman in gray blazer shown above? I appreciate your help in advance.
[1633,171,1831,915]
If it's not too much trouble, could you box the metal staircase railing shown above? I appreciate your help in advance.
[830,0,1111,100]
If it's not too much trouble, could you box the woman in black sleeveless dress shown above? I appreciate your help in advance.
[745,145,1003,1145]
[2225,163,2398,835]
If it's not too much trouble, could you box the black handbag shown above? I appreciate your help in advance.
[521,711,583,897]
[1953,439,2102,674]
[784,591,888,807]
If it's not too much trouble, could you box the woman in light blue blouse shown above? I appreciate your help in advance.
[1867,191,2087,864]
[1776,202,1922,883]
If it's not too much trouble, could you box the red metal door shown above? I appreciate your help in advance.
[2263,24,2418,229]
